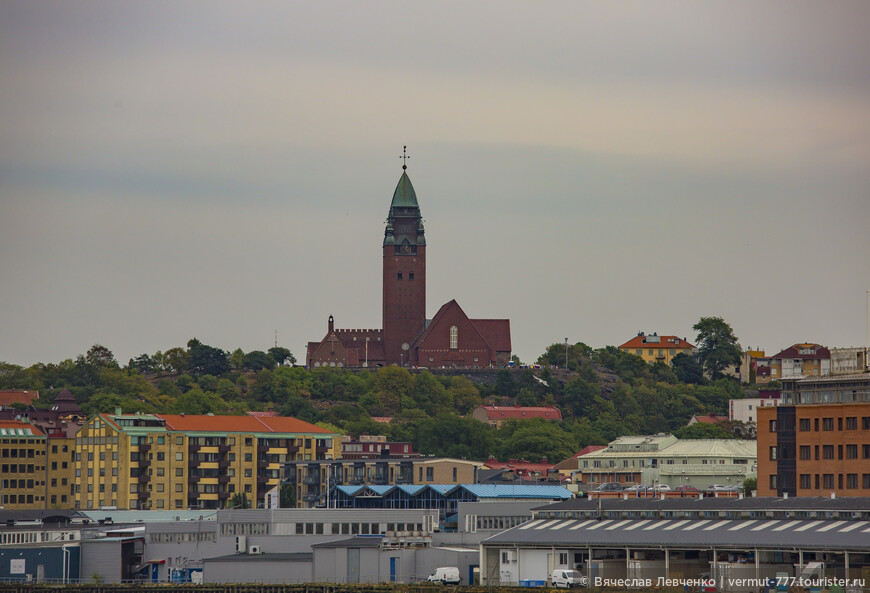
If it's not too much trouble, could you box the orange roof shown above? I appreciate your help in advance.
[619,335,695,350]
[692,414,729,425]
[255,416,333,434]
[156,414,334,434]
[246,411,278,417]
[0,420,44,436]
[0,390,39,407]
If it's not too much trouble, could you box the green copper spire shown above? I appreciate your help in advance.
[390,170,418,210]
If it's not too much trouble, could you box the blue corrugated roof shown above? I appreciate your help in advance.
[394,485,427,495]
[367,485,395,496]
[460,484,572,499]
[336,485,364,495]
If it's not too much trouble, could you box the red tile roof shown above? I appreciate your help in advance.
[480,405,562,421]
[0,390,39,408]
[157,414,333,434]
[619,335,694,350]
[573,445,607,458]
[691,414,729,425]
[254,416,334,434]
[246,411,277,417]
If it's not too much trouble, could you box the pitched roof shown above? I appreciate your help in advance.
[0,420,44,436]
[478,405,562,421]
[254,416,334,434]
[472,319,512,352]
[769,343,831,360]
[618,335,694,350]
[690,413,729,425]
[245,411,277,417]
[156,414,335,435]
[0,390,39,407]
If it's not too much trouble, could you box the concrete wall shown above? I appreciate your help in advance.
[203,557,312,584]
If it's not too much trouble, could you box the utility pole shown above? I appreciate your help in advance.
[565,338,569,370]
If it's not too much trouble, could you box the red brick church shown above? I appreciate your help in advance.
[306,158,511,369]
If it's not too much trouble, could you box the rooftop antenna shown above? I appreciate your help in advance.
[399,145,410,170]
[274,329,278,349]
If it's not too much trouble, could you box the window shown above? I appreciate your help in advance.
[846,445,858,459]
[864,474,870,489]
[799,418,811,431]
[822,474,834,489]
[846,417,858,430]
[847,474,858,489]
[426,467,434,481]
[769,474,777,489]
[452,467,457,482]
[449,326,458,349]
[397,272,402,280]
[176,468,184,477]
[175,484,183,492]
[822,418,834,431]
[175,452,183,461]
[799,474,811,489]
[769,447,777,460]
[799,446,811,460]
[823,445,834,460]
[409,273,414,281]
[769,420,777,433]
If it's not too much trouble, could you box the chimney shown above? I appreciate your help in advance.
[830,492,836,499]
[328,315,335,333]
[783,492,788,499]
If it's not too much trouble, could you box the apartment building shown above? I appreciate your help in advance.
[755,343,831,384]
[0,421,47,509]
[577,434,757,489]
[285,456,483,507]
[618,332,695,366]
[757,373,870,497]
[75,412,340,510]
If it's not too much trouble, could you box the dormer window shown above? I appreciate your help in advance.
[449,325,458,349]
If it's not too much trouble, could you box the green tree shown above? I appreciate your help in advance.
[671,352,705,384]
[163,347,190,373]
[230,348,245,370]
[279,484,296,508]
[85,344,118,368]
[498,418,579,464]
[693,317,742,380]
[243,350,277,371]
[741,477,757,495]
[187,338,231,376]
[673,422,734,440]
[229,492,250,509]
[268,346,296,366]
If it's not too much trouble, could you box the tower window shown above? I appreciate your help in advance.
[397,272,402,280]
[409,273,414,281]
[449,326,458,349]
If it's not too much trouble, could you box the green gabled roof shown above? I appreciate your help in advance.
[390,171,418,210]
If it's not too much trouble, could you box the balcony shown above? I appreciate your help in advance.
[257,445,269,454]
[218,475,230,484]
[287,445,300,454]
[138,458,150,468]
[302,475,319,485]
[188,443,201,453]
[188,475,201,483]
[349,477,364,485]
[302,494,319,503]
[396,473,413,484]
[371,474,389,485]
[257,475,269,485]
[316,444,329,455]
[218,445,230,453]
[138,443,151,453]
[218,491,230,499]
[138,474,150,483]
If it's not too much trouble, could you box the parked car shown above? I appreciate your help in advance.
[623,484,644,492]
[675,485,700,493]
[427,567,461,585]
[592,482,623,492]
[650,484,671,492]
[551,569,589,588]
[707,484,729,491]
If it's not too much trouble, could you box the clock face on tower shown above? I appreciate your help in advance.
[401,342,410,351]
[401,245,410,254]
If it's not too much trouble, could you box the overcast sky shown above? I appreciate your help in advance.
[1,1,869,367]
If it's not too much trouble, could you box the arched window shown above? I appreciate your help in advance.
[449,325,458,349]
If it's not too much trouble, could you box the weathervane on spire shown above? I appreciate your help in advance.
[399,145,410,170]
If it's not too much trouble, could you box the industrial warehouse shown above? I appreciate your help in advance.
[479,497,870,591]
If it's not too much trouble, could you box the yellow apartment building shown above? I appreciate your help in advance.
[619,332,695,365]
[75,412,340,510]
[0,420,47,509]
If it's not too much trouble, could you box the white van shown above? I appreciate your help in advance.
[551,569,588,588]
[427,567,461,585]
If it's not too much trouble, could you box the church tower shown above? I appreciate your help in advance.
[383,152,426,366]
